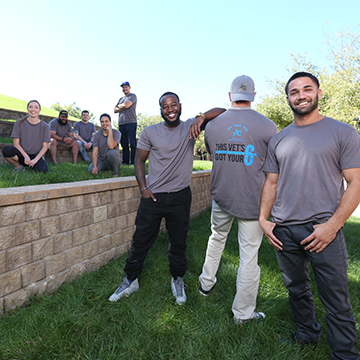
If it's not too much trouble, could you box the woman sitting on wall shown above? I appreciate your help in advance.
[2,100,51,173]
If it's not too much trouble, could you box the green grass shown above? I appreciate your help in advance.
[0,94,78,120]
[1,211,359,359]
[0,137,13,143]
[0,161,212,188]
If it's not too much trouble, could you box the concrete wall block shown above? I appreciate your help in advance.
[16,221,41,245]
[128,198,140,213]
[3,288,28,312]
[103,248,118,263]
[48,198,69,216]
[103,218,116,236]
[33,238,54,261]
[123,187,134,201]
[67,195,84,212]
[0,225,16,251]
[0,269,21,297]
[112,189,124,202]
[94,206,107,223]
[72,226,90,247]
[99,191,112,205]
[60,212,79,232]
[46,253,66,276]
[123,227,135,244]
[65,246,83,267]
[0,204,26,226]
[111,231,124,247]
[53,232,72,254]
[119,201,129,215]
[83,193,100,209]
[98,235,112,254]
[127,212,137,228]
[22,260,45,287]
[88,222,103,241]
[0,251,5,274]
[25,278,49,299]
[83,240,98,260]
[26,201,49,221]
[78,208,94,227]
[40,216,60,238]
[115,215,128,231]
[107,203,120,219]
[7,244,32,271]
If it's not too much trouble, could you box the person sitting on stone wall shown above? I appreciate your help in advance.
[88,113,121,177]
[2,100,51,173]
[49,110,78,163]
[73,110,96,161]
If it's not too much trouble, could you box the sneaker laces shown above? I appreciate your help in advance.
[115,278,130,294]
[174,277,187,296]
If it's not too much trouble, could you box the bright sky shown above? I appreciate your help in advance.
[1,0,359,124]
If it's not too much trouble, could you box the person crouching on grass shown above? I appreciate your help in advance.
[2,100,51,173]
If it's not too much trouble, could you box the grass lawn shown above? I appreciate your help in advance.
[0,94,78,120]
[0,209,359,359]
[0,160,212,188]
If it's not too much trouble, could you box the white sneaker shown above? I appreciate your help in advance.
[234,311,266,324]
[109,277,139,302]
[171,277,187,305]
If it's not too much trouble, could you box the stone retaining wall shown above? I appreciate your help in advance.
[0,171,212,313]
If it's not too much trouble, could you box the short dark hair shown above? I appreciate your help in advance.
[100,113,111,121]
[285,72,320,95]
[159,92,180,106]
[81,110,89,115]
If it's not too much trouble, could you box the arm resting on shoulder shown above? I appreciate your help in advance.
[190,107,226,139]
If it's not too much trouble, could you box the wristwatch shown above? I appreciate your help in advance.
[195,112,206,120]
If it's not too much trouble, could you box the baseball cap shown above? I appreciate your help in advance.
[229,75,255,102]
[121,81,130,87]
[59,110,68,117]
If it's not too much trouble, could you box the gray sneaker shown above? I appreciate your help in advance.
[234,311,266,324]
[171,277,187,305]
[109,277,139,302]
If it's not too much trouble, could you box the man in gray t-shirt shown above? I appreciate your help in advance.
[109,92,225,305]
[74,110,96,162]
[49,110,79,163]
[259,72,360,359]
[199,75,277,324]
[114,81,137,165]
[88,113,121,176]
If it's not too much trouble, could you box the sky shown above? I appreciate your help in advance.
[1,0,359,125]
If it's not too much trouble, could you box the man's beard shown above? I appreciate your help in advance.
[161,108,181,127]
[289,95,319,116]
[58,118,68,126]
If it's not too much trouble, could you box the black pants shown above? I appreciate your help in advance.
[124,186,192,280]
[119,123,137,165]
[274,222,358,360]
[2,145,48,173]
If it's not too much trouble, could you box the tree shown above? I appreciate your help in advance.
[51,102,96,122]
[255,27,360,130]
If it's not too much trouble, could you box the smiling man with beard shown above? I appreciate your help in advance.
[259,72,360,359]
[109,92,225,305]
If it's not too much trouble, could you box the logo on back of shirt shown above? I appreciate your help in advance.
[213,124,257,166]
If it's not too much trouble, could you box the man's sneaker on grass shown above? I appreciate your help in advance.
[234,311,266,325]
[199,283,215,297]
[171,277,187,305]
[109,277,139,302]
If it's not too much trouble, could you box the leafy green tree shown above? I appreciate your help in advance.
[255,27,360,130]
[51,102,96,122]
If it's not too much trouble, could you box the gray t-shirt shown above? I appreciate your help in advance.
[116,93,137,125]
[93,129,121,161]
[11,118,51,155]
[264,117,360,225]
[138,118,196,193]
[73,121,96,142]
[206,108,277,219]
[49,118,73,138]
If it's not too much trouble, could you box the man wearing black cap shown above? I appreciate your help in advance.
[49,110,79,163]
[114,81,137,165]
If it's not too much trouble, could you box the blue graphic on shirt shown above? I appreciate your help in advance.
[215,144,257,166]
[227,124,248,142]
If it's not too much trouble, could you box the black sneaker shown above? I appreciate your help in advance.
[279,333,318,349]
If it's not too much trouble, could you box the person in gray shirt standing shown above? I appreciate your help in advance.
[109,91,225,305]
[198,75,277,324]
[260,72,360,359]
[114,81,137,165]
